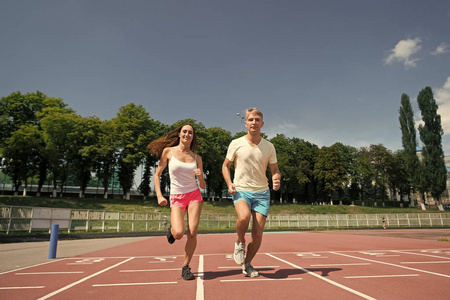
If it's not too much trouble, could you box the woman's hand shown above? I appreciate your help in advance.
[157,195,168,206]
[193,168,202,178]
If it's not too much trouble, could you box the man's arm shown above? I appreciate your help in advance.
[269,162,281,191]
[222,158,236,195]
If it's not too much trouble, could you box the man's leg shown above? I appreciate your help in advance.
[235,200,251,243]
[245,211,266,264]
[241,211,266,277]
[233,200,251,265]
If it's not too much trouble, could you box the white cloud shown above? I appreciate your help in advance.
[431,42,449,55]
[384,38,422,69]
[265,120,298,138]
[264,120,325,146]
[435,76,450,136]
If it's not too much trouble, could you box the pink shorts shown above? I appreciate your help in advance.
[169,188,203,210]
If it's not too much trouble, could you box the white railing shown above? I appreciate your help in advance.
[1,205,450,234]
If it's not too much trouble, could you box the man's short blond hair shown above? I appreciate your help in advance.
[245,107,263,120]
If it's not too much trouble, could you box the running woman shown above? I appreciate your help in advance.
[148,124,206,280]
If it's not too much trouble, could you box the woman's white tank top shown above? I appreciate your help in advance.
[168,148,198,195]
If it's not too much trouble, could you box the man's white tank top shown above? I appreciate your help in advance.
[168,148,198,195]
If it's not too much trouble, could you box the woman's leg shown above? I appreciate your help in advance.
[183,202,203,266]
[170,207,186,240]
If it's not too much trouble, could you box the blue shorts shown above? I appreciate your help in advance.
[232,190,270,217]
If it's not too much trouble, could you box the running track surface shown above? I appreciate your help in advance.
[1,229,450,299]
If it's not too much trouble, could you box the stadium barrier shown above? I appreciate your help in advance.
[1,205,450,234]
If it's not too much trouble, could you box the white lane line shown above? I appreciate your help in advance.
[331,252,450,279]
[93,282,177,287]
[345,274,419,279]
[0,260,63,276]
[37,257,135,300]
[401,261,450,264]
[221,278,303,283]
[310,263,371,267]
[201,249,450,257]
[0,286,45,290]
[196,255,204,300]
[371,255,399,257]
[15,272,84,275]
[120,268,179,272]
[217,266,279,269]
[152,256,178,261]
[392,250,450,260]
[266,253,376,300]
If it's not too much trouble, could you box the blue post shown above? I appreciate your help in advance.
[48,224,59,259]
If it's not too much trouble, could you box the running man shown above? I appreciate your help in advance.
[222,107,281,277]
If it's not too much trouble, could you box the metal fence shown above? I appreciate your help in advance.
[1,205,450,234]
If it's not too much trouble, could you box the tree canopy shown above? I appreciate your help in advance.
[1,89,447,205]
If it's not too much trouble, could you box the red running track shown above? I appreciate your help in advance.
[1,230,450,299]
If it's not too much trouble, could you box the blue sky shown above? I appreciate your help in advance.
[1,0,449,155]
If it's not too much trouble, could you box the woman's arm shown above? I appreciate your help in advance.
[195,155,206,189]
[154,148,170,206]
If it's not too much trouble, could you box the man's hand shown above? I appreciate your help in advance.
[228,183,237,195]
[272,176,281,191]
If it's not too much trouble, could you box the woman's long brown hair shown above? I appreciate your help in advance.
[147,124,198,157]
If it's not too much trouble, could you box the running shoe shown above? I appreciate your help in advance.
[242,263,259,277]
[233,241,245,265]
[167,225,175,244]
[181,265,195,280]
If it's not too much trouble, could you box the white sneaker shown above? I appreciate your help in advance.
[233,241,245,265]
[242,263,259,277]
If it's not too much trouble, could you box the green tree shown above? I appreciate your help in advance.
[69,116,103,198]
[338,143,358,202]
[0,92,72,196]
[369,144,392,203]
[139,120,167,199]
[2,125,42,195]
[36,95,75,195]
[393,150,412,205]
[112,104,154,200]
[314,143,350,203]
[417,87,447,208]
[290,138,319,203]
[201,127,232,200]
[0,91,46,148]
[41,110,77,196]
[270,134,292,203]
[268,136,318,204]
[399,93,421,206]
[354,147,375,201]
[92,120,118,199]
[385,150,402,201]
